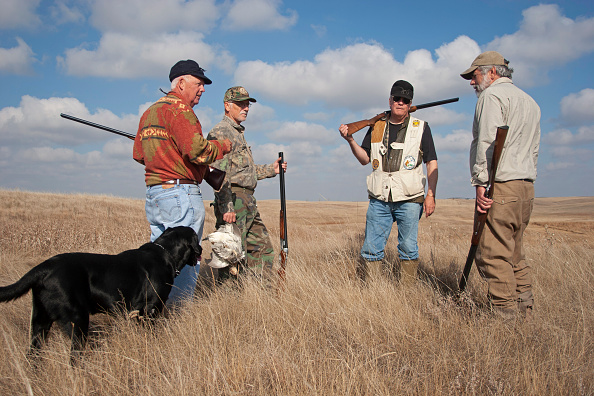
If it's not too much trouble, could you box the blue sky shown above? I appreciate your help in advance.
[1,0,593,202]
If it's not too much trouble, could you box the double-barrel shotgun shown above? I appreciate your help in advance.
[277,152,288,288]
[344,97,459,136]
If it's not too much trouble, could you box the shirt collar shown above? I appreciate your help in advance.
[223,115,245,132]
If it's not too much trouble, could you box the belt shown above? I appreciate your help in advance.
[148,179,199,187]
[495,179,534,184]
[231,186,255,195]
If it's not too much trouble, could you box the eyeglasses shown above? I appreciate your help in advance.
[392,96,411,105]
[232,101,252,108]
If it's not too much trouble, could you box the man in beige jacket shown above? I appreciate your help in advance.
[461,51,541,321]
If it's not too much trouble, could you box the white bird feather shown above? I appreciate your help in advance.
[205,223,244,269]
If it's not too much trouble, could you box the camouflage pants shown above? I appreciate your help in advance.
[214,189,275,281]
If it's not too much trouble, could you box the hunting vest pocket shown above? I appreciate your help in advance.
[366,171,385,200]
[400,171,426,197]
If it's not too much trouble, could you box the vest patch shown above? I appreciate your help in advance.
[372,159,380,170]
[403,155,417,170]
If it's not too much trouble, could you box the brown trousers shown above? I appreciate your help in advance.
[476,180,535,313]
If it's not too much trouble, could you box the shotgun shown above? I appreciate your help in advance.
[277,152,288,285]
[60,113,226,191]
[344,97,459,136]
[458,126,509,292]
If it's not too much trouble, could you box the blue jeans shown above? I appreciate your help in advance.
[145,183,204,305]
[361,198,423,261]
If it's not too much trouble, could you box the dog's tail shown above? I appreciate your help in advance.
[0,261,51,303]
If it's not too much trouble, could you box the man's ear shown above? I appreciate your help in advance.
[224,101,231,113]
[488,66,498,78]
[177,77,186,92]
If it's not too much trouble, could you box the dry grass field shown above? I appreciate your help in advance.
[0,189,592,395]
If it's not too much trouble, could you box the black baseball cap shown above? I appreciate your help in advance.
[169,60,212,85]
[390,80,414,100]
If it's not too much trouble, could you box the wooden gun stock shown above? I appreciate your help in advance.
[458,126,509,293]
[344,97,459,136]
[345,112,386,136]
[60,113,226,191]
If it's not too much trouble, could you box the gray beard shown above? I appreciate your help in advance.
[474,74,493,97]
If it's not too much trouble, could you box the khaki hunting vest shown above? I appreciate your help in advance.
[366,116,426,202]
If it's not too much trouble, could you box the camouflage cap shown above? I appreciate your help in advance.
[460,51,509,80]
[223,86,257,103]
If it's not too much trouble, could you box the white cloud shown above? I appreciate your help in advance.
[0,0,41,29]
[544,126,594,146]
[304,112,334,122]
[21,146,81,163]
[0,38,36,75]
[433,129,472,153]
[267,121,336,145]
[560,88,594,125]
[417,106,467,127]
[50,1,85,25]
[235,36,480,112]
[0,96,146,197]
[311,24,327,38]
[58,31,236,78]
[90,0,219,35]
[0,95,141,147]
[486,4,594,85]
[222,0,297,31]
[549,145,592,161]
[544,161,573,171]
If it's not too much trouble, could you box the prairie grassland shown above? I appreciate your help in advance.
[0,189,592,395]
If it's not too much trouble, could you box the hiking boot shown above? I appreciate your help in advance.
[399,259,419,285]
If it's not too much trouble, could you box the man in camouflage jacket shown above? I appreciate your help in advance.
[207,86,287,285]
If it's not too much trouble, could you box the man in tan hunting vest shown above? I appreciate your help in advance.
[339,80,438,283]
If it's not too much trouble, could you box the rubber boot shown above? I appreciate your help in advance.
[399,259,419,285]
[356,258,383,283]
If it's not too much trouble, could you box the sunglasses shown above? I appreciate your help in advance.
[392,96,411,105]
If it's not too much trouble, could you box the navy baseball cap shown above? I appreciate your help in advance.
[169,60,212,85]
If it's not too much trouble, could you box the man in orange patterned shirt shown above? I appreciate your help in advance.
[134,59,231,306]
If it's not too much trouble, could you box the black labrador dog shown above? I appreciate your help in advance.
[0,226,201,360]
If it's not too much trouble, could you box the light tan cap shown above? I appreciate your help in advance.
[460,51,508,80]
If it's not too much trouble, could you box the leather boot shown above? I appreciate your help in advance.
[399,259,419,285]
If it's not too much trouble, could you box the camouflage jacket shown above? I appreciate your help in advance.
[133,92,229,186]
[207,116,276,213]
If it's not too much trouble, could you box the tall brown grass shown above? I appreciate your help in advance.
[0,189,592,395]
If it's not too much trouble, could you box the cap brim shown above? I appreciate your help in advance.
[228,97,256,103]
[460,65,477,80]
[192,74,212,85]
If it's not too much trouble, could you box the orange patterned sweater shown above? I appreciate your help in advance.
[133,92,229,186]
